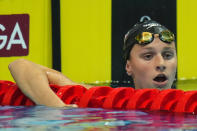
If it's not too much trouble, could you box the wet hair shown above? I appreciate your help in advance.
[123,20,174,61]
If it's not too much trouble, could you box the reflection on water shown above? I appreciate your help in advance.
[84,79,197,91]
[0,106,197,131]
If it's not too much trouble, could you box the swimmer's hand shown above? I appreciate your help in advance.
[64,104,78,108]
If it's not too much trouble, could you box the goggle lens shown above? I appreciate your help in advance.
[159,30,175,43]
[135,32,153,45]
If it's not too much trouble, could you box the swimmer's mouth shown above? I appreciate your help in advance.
[153,74,168,83]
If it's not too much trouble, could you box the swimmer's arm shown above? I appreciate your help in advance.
[37,64,92,89]
[8,59,67,107]
[8,59,90,107]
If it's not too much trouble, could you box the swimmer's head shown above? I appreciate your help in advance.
[123,20,175,61]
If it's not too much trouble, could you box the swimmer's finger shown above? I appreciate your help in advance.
[65,104,78,108]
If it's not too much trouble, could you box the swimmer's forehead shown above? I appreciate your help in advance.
[140,46,176,51]
[133,41,176,53]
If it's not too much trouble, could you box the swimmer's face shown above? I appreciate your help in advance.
[125,34,177,89]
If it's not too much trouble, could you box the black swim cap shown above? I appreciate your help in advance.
[123,20,173,61]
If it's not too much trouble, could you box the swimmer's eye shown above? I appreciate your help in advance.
[142,53,154,60]
[162,51,174,60]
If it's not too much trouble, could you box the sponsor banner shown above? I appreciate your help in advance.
[0,14,29,57]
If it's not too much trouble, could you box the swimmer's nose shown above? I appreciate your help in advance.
[156,65,166,72]
[155,55,166,72]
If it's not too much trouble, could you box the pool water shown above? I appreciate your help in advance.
[1,106,197,131]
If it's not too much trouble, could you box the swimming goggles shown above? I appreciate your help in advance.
[135,30,175,45]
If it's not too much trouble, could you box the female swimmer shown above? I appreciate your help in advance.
[8,20,177,107]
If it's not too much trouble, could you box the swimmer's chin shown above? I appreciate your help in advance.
[132,84,171,90]
[153,84,171,90]
[139,85,170,90]
[152,80,170,90]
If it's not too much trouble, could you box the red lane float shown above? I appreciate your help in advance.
[1,80,197,114]
[103,87,135,109]
[126,89,160,110]
[78,86,113,108]
[151,89,184,112]
[55,85,87,105]
[175,91,197,113]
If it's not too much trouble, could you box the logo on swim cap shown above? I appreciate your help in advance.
[143,23,161,29]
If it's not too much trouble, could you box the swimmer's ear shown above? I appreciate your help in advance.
[125,60,133,76]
